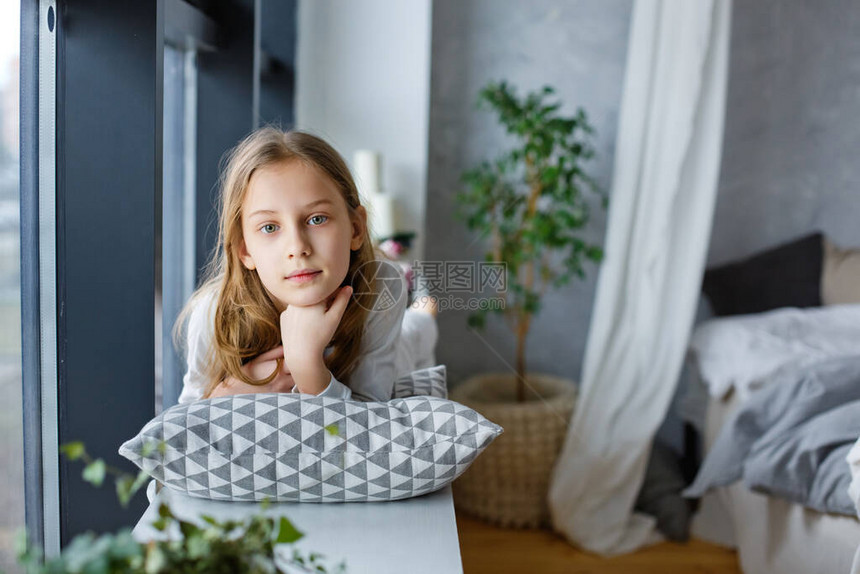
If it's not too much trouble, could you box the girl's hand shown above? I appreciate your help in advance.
[208,345,294,398]
[280,285,353,375]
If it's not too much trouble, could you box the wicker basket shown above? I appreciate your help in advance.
[450,372,577,529]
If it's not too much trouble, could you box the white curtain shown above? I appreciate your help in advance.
[547,0,732,556]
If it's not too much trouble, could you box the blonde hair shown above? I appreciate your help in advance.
[173,127,381,398]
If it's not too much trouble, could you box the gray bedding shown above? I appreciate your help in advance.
[683,354,860,516]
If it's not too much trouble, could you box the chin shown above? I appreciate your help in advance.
[281,290,330,308]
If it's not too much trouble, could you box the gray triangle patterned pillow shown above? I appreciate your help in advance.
[392,364,448,399]
[119,366,502,502]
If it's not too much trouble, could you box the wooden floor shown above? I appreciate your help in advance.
[455,511,741,574]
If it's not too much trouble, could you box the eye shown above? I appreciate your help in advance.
[308,215,328,226]
[260,223,278,234]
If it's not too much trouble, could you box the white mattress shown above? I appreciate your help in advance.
[690,389,860,574]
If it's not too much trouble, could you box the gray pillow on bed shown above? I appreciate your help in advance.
[683,355,860,515]
[119,365,503,503]
[701,232,824,316]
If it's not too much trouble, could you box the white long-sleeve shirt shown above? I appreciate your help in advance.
[178,261,410,404]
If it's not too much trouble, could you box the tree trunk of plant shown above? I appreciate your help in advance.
[514,167,541,403]
[516,314,527,403]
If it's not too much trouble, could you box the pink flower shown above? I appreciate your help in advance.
[379,238,404,259]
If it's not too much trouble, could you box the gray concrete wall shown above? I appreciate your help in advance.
[426,0,634,389]
[708,0,860,265]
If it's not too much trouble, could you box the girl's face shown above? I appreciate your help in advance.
[237,160,366,311]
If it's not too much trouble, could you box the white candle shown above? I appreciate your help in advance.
[353,149,397,241]
[353,150,381,196]
[367,191,396,241]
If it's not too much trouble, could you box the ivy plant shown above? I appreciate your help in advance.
[454,81,606,402]
[12,442,346,574]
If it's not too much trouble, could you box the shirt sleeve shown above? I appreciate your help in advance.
[345,262,408,402]
[177,291,217,405]
[289,372,354,399]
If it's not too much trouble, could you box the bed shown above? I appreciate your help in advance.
[679,304,860,574]
[673,232,860,574]
[684,359,860,574]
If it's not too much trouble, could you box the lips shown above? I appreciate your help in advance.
[286,269,321,279]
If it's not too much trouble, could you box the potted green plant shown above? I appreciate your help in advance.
[450,80,606,529]
[14,443,347,573]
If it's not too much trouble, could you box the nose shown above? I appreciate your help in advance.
[285,224,311,258]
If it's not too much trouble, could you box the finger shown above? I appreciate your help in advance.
[272,372,295,392]
[255,345,285,362]
[324,289,339,311]
[325,285,352,320]
[277,356,291,375]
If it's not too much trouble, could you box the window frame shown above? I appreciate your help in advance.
[21,0,297,551]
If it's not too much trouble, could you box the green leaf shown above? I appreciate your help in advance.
[140,440,165,458]
[276,517,304,544]
[540,166,559,186]
[324,424,340,437]
[586,246,604,261]
[466,310,486,331]
[150,517,168,532]
[13,528,30,560]
[82,459,106,487]
[179,517,203,540]
[115,476,134,507]
[106,530,143,561]
[60,441,86,461]
[114,469,150,508]
[523,291,541,315]
[186,534,210,560]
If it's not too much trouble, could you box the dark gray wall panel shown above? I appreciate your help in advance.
[195,0,255,283]
[58,0,161,541]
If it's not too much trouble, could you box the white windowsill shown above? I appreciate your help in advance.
[133,484,463,574]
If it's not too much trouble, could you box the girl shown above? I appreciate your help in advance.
[174,127,438,404]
